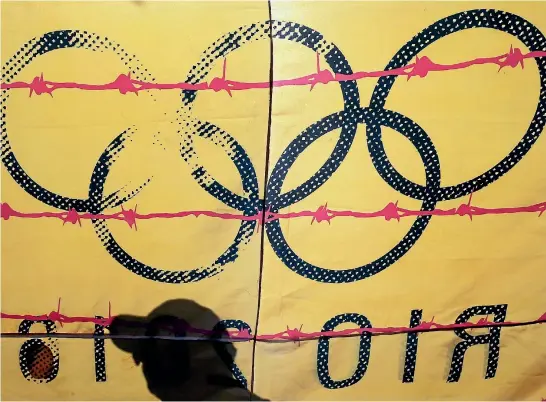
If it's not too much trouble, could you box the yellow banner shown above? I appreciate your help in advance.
[1,1,545,400]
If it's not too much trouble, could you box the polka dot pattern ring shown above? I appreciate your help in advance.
[88,122,259,284]
[1,30,154,212]
[177,20,359,210]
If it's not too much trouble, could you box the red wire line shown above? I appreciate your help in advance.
[1,47,545,96]
[1,299,545,341]
[1,197,544,230]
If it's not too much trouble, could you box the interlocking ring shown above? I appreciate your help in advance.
[367,9,546,201]
[265,107,440,283]
[2,10,545,284]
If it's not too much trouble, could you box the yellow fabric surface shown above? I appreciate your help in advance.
[1,1,545,400]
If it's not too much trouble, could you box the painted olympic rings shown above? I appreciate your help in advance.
[2,10,545,284]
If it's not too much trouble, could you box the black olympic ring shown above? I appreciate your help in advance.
[0,31,152,213]
[2,9,545,284]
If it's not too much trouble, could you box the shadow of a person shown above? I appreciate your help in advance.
[109,299,268,401]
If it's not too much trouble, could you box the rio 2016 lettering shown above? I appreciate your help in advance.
[17,303,508,388]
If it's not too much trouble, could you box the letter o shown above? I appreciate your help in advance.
[18,320,59,383]
[316,313,372,389]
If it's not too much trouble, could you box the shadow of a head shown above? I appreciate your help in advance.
[109,299,267,401]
